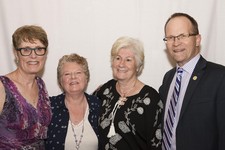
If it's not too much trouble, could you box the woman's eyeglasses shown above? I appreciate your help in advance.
[16,47,47,56]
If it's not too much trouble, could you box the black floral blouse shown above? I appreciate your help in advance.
[93,79,163,150]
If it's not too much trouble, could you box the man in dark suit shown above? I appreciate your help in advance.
[159,12,225,150]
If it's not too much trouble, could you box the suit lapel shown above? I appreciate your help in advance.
[179,56,207,120]
[160,68,176,120]
[164,68,176,102]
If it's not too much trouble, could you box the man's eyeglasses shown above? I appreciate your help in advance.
[163,33,198,43]
[16,47,47,56]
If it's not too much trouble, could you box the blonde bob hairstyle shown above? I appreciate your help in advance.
[111,36,145,76]
[57,53,90,90]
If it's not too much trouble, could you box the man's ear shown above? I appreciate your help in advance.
[196,34,201,47]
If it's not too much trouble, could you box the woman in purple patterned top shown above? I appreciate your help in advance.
[0,25,52,149]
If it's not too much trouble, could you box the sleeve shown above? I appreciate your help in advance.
[217,74,225,150]
[147,88,163,150]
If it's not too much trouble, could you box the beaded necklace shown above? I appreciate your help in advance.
[70,120,85,150]
[66,97,86,150]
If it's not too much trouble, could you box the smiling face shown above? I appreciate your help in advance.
[165,16,201,66]
[15,39,47,75]
[60,62,88,94]
[112,48,138,82]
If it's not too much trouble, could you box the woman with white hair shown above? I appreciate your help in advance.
[93,36,163,150]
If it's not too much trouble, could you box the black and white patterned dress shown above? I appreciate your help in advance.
[94,79,163,150]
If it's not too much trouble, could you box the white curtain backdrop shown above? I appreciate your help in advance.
[0,0,225,96]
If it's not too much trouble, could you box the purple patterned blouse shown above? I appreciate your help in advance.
[0,76,52,149]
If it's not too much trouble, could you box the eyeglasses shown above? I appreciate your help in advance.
[16,47,47,56]
[163,33,198,43]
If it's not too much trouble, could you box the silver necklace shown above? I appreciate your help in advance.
[117,80,137,106]
[66,96,86,150]
[70,120,85,150]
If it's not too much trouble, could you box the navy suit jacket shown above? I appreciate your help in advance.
[159,56,225,150]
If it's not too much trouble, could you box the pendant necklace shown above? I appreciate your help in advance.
[107,80,137,137]
[117,79,137,106]
[66,97,86,150]
[70,119,85,150]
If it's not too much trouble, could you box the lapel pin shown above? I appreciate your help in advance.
[193,76,197,80]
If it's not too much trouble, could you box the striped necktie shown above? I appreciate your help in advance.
[162,67,183,150]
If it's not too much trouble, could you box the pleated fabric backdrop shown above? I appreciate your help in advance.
[0,0,224,96]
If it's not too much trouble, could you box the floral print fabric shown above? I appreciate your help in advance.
[0,76,52,149]
[93,79,163,150]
